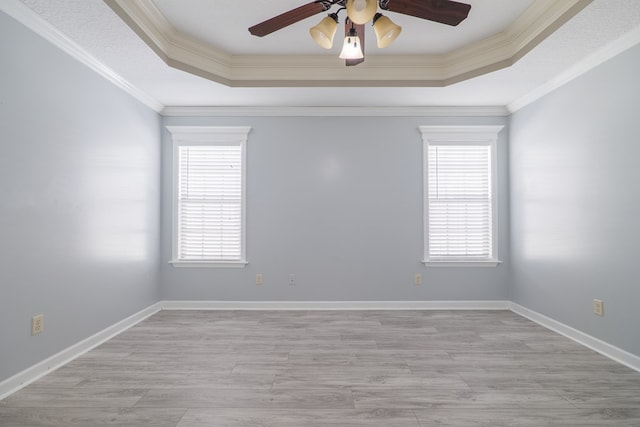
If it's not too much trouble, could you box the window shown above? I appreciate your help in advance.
[167,126,250,267]
[420,126,502,266]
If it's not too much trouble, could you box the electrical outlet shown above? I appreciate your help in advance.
[256,274,263,285]
[414,273,422,285]
[289,274,296,286]
[31,314,44,335]
[593,299,604,316]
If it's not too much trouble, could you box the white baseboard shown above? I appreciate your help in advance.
[160,300,510,311]
[0,302,162,400]
[509,302,640,373]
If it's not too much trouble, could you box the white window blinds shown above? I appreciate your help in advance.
[178,145,242,261]
[420,126,501,265]
[168,126,250,267]
[427,144,492,260]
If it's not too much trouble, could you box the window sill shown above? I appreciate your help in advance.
[422,260,502,268]
[169,260,248,268]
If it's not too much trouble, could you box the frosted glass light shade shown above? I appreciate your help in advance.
[373,14,402,48]
[309,15,338,49]
[346,0,377,25]
[339,35,364,59]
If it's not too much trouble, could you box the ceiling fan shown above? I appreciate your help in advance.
[249,0,472,66]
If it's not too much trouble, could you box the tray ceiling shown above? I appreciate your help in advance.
[104,0,590,87]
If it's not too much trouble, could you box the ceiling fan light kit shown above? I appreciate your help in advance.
[372,13,402,48]
[339,27,364,59]
[250,0,471,66]
[309,13,339,49]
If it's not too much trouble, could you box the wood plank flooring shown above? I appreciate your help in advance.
[2,310,640,426]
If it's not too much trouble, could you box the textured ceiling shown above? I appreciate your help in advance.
[12,0,640,109]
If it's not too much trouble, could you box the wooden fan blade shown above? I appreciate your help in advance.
[249,2,328,37]
[384,0,471,26]
[345,21,365,67]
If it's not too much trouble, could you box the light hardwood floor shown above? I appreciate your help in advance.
[2,310,640,426]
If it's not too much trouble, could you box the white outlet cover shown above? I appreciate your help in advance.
[593,299,604,316]
[31,314,44,335]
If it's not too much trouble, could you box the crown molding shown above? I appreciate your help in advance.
[0,0,163,112]
[105,0,591,87]
[508,24,640,112]
[161,105,509,117]
[10,0,636,114]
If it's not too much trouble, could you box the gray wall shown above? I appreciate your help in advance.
[160,116,510,301]
[6,0,639,384]
[0,12,161,382]
[510,44,640,356]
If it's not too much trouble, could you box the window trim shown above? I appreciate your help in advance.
[419,125,503,267]
[167,126,251,268]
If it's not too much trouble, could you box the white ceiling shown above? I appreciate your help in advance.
[11,0,640,110]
